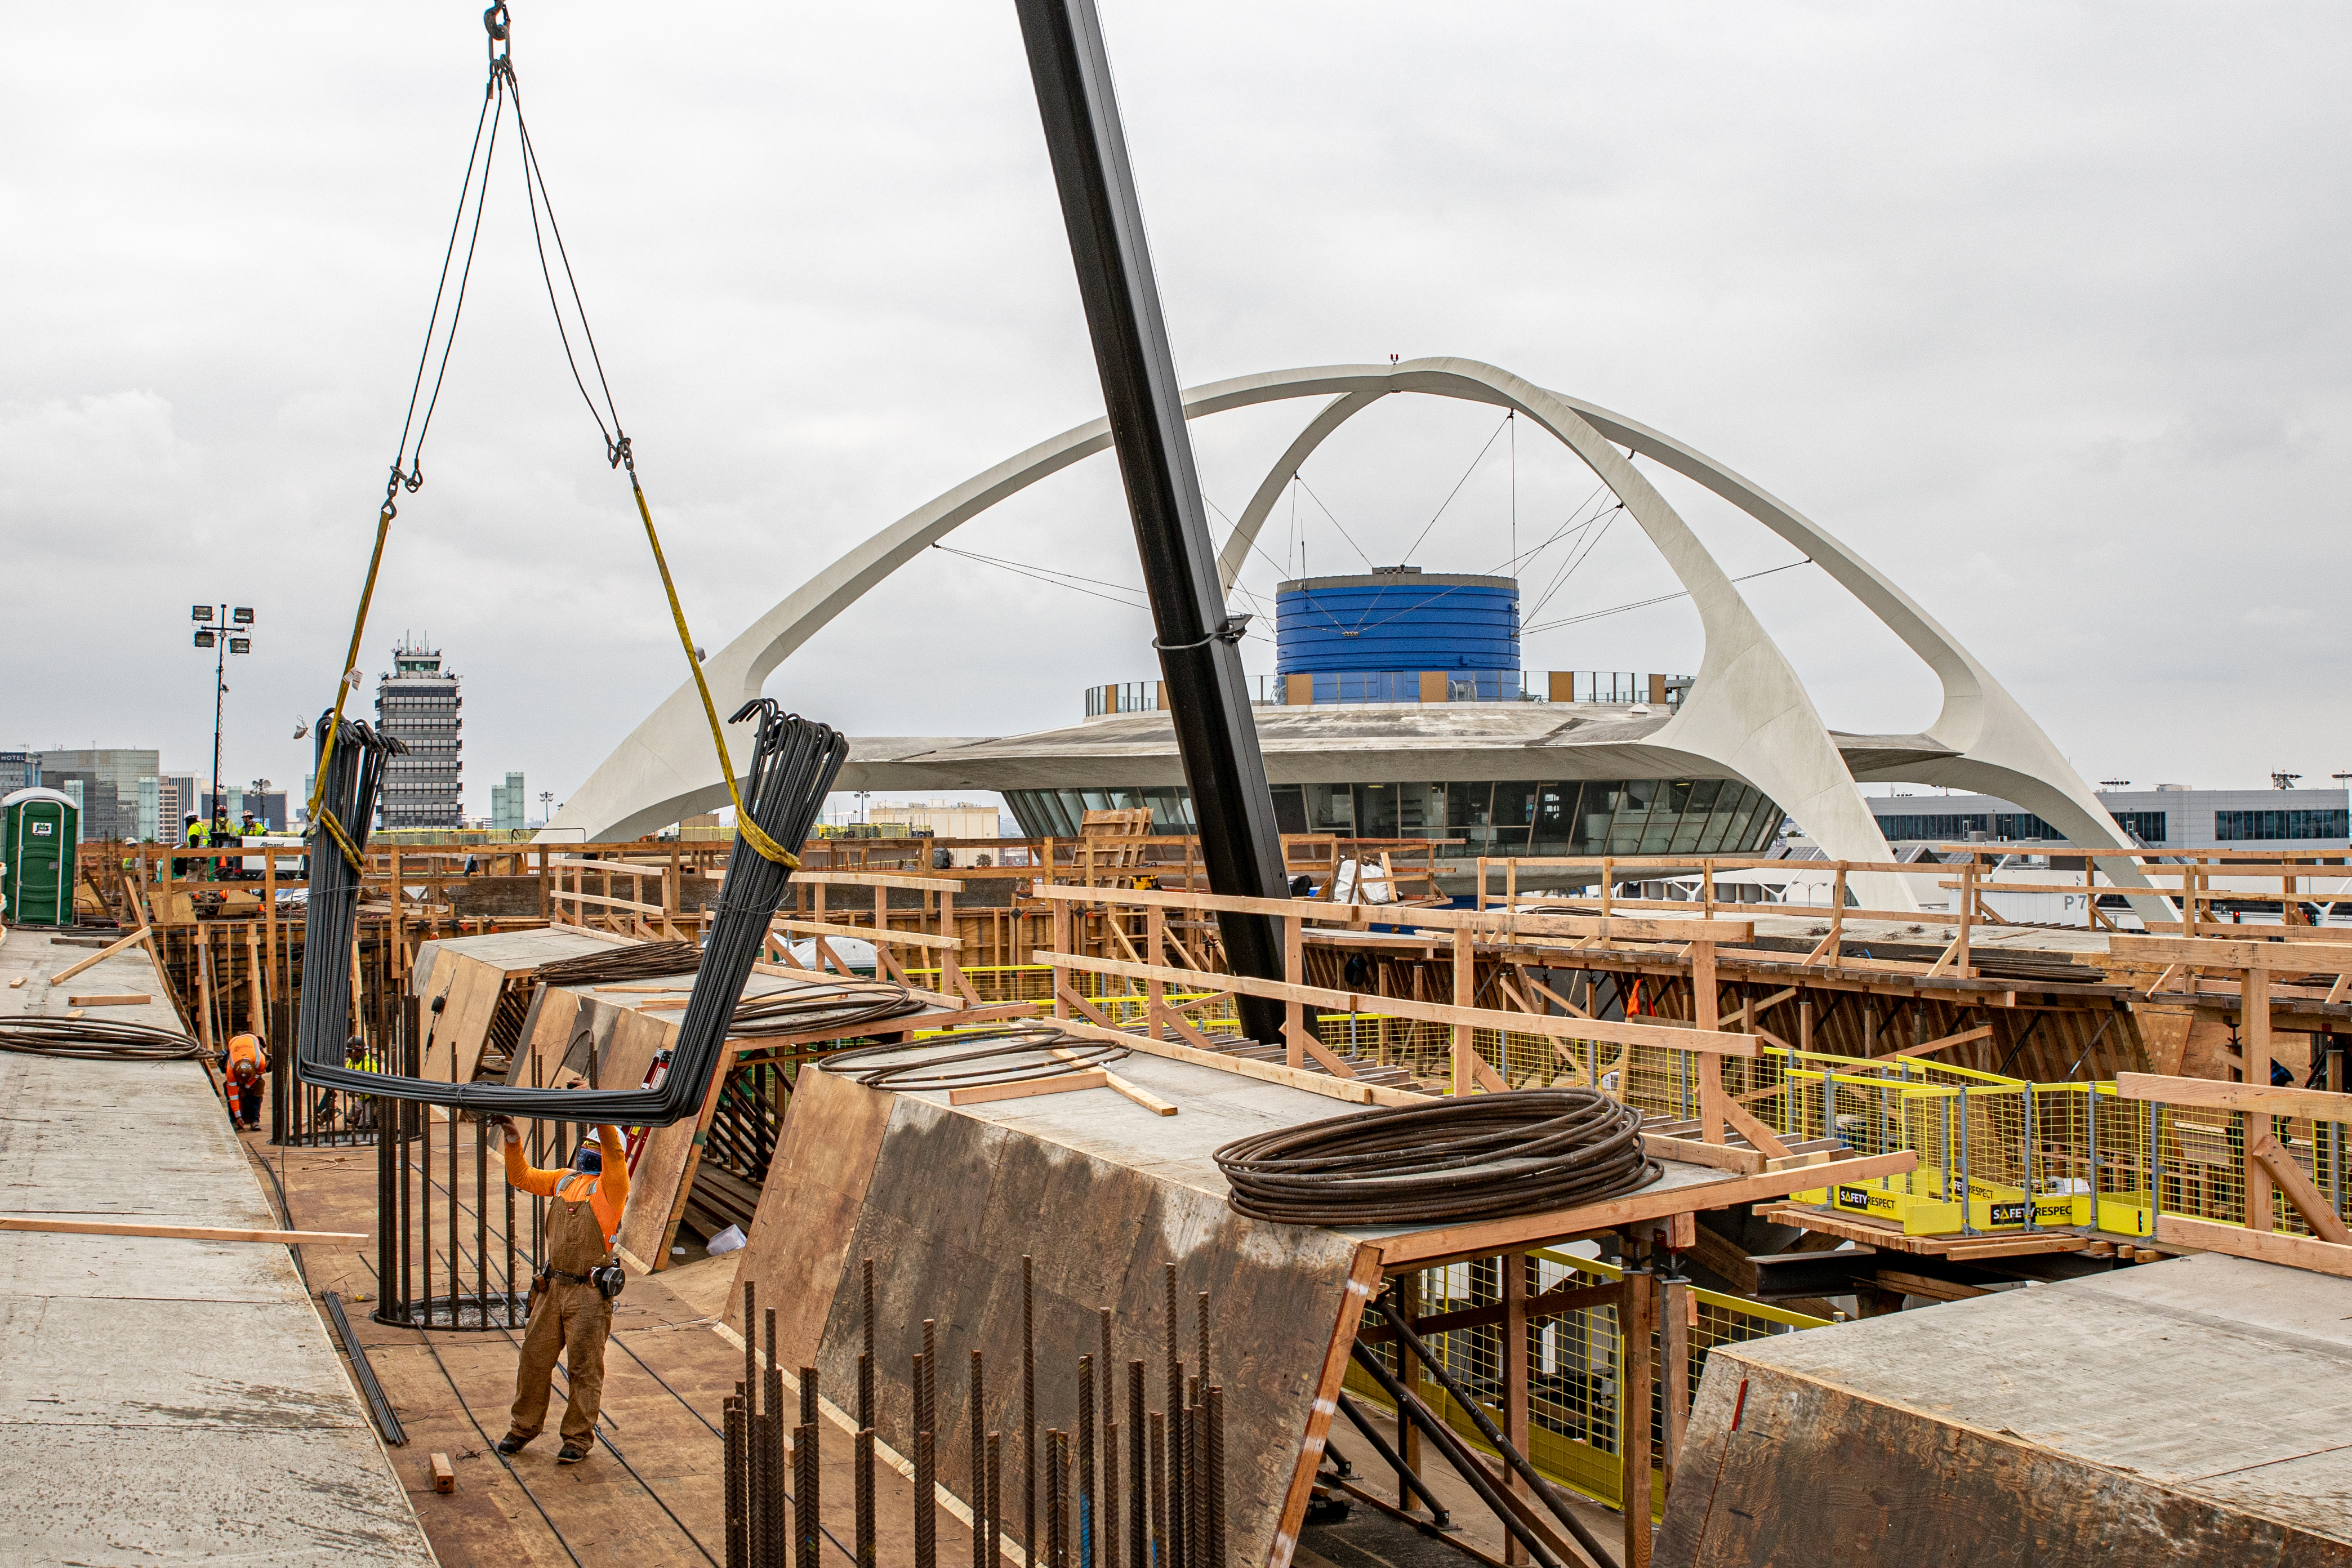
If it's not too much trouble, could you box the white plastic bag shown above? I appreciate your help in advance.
[706,1224,747,1255]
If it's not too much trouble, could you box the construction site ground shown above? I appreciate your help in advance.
[0,928,433,1566]
[270,1114,985,1567]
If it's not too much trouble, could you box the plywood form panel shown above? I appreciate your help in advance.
[807,1091,1367,1566]
[722,1066,898,1369]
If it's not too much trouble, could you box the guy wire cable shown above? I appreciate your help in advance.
[1213,1088,1660,1226]
[0,1017,212,1061]
[295,700,847,1125]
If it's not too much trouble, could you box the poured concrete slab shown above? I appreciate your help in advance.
[0,929,433,1566]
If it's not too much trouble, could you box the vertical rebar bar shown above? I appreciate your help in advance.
[1104,1419,1121,1568]
[1195,1291,1209,1391]
[986,1431,1003,1568]
[1185,1380,1201,1568]
[1147,1411,1167,1568]
[1164,1267,1183,1568]
[802,1365,819,1429]
[725,1392,747,1568]
[965,1350,986,1568]
[503,1142,517,1326]
[447,1048,458,1324]
[1078,1356,1095,1568]
[916,1428,937,1568]
[796,1420,821,1568]
[863,1255,877,1368]
[856,1426,877,1568]
[1023,1255,1037,1559]
[1205,1386,1224,1568]
[1046,1431,1067,1568]
[474,1115,488,1320]
[767,1309,786,1568]
[923,1319,937,1444]
[1128,1362,1147,1568]
[418,1093,431,1324]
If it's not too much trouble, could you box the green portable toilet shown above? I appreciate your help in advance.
[3,787,78,928]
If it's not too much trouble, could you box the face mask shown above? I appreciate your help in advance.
[572,1144,602,1175]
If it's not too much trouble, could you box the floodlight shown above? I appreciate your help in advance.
[230,637,252,654]
[194,630,216,648]
[192,605,213,621]
[232,607,255,625]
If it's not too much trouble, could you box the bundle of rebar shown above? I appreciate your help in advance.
[1213,1088,1660,1225]
[297,701,846,1125]
[532,941,702,987]
[0,1017,211,1061]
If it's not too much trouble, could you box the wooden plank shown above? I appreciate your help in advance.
[2115,1072,2352,1124]
[774,917,963,952]
[1887,1023,1995,1060]
[1375,1151,1920,1269]
[945,1068,1108,1106]
[43,924,155,986]
[2109,933,2352,973]
[65,994,152,1008]
[2158,1214,2352,1278]
[790,870,965,894]
[1269,1244,1386,1568]
[0,1216,364,1245]
[2248,1128,2352,1245]
[1050,1013,1428,1108]
[1039,949,1761,1057]
[429,1453,456,1494]
[1030,880,1753,945]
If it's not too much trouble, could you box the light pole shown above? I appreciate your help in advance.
[538,790,553,827]
[191,605,255,829]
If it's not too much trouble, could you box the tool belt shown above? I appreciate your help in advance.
[537,1262,626,1301]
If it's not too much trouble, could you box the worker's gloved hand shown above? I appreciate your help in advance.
[489,1115,521,1147]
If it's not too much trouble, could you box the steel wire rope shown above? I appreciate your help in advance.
[1520,558,1814,636]
[1393,409,1513,574]
[0,1017,211,1060]
[1213,1088,1659,1226]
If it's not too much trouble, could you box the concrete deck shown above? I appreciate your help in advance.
[0,925,434,1566]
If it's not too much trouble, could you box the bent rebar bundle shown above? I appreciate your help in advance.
[295,700,847,1125]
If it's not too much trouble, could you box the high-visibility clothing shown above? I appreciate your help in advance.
[185,822,208,848]
[224,1032,269,1085]
[503,1125,630,1262]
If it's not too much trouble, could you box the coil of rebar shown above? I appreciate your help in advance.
[726,979,923,1039]
[819,1023,1129,1090]
[1212,1088,1660,1225]
[0,1017,213,1061]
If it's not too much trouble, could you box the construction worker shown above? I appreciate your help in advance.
[491,1116,630,1464]
[211,808,234,880]
[222,1032,269,1131]
[176,813,205,877]
[240,809,262,839]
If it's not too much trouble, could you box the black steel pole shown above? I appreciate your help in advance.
[212,605,226,849]
[1013,0,1289,1041]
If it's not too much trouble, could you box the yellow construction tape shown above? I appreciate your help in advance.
[628,474,798,870]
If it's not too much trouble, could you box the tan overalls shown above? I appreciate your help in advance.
[508,1169,616,1450]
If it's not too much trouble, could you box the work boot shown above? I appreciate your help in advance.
[497,1433,531,1456]
[556,1444,590,1465]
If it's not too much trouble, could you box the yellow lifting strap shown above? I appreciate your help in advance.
[302,505,394,871]
[626,470,798,871]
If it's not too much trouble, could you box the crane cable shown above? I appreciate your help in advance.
[304,2,795,872]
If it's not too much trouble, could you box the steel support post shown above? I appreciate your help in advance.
[1013,0,1290,1041]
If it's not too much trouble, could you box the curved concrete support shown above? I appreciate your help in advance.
[556,356,2138,920]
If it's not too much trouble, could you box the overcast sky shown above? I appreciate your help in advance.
[5,3,2346,824]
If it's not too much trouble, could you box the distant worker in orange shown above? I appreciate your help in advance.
[489,1116,629,1464]
[222,1032,269,1132]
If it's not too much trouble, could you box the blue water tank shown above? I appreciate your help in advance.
[1275,569,1519,674]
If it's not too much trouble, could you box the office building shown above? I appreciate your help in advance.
[374,639,463,830]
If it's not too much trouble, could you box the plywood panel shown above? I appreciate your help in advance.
[723,1067,897,1369]
[598,1006,678,1095]
[416,958,484,1085]
[804,1093,1367,1566]
[616,1044,736,1273]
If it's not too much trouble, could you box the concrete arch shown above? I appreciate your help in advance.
[551,357,2145,910]
[1205,362,2156,895]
